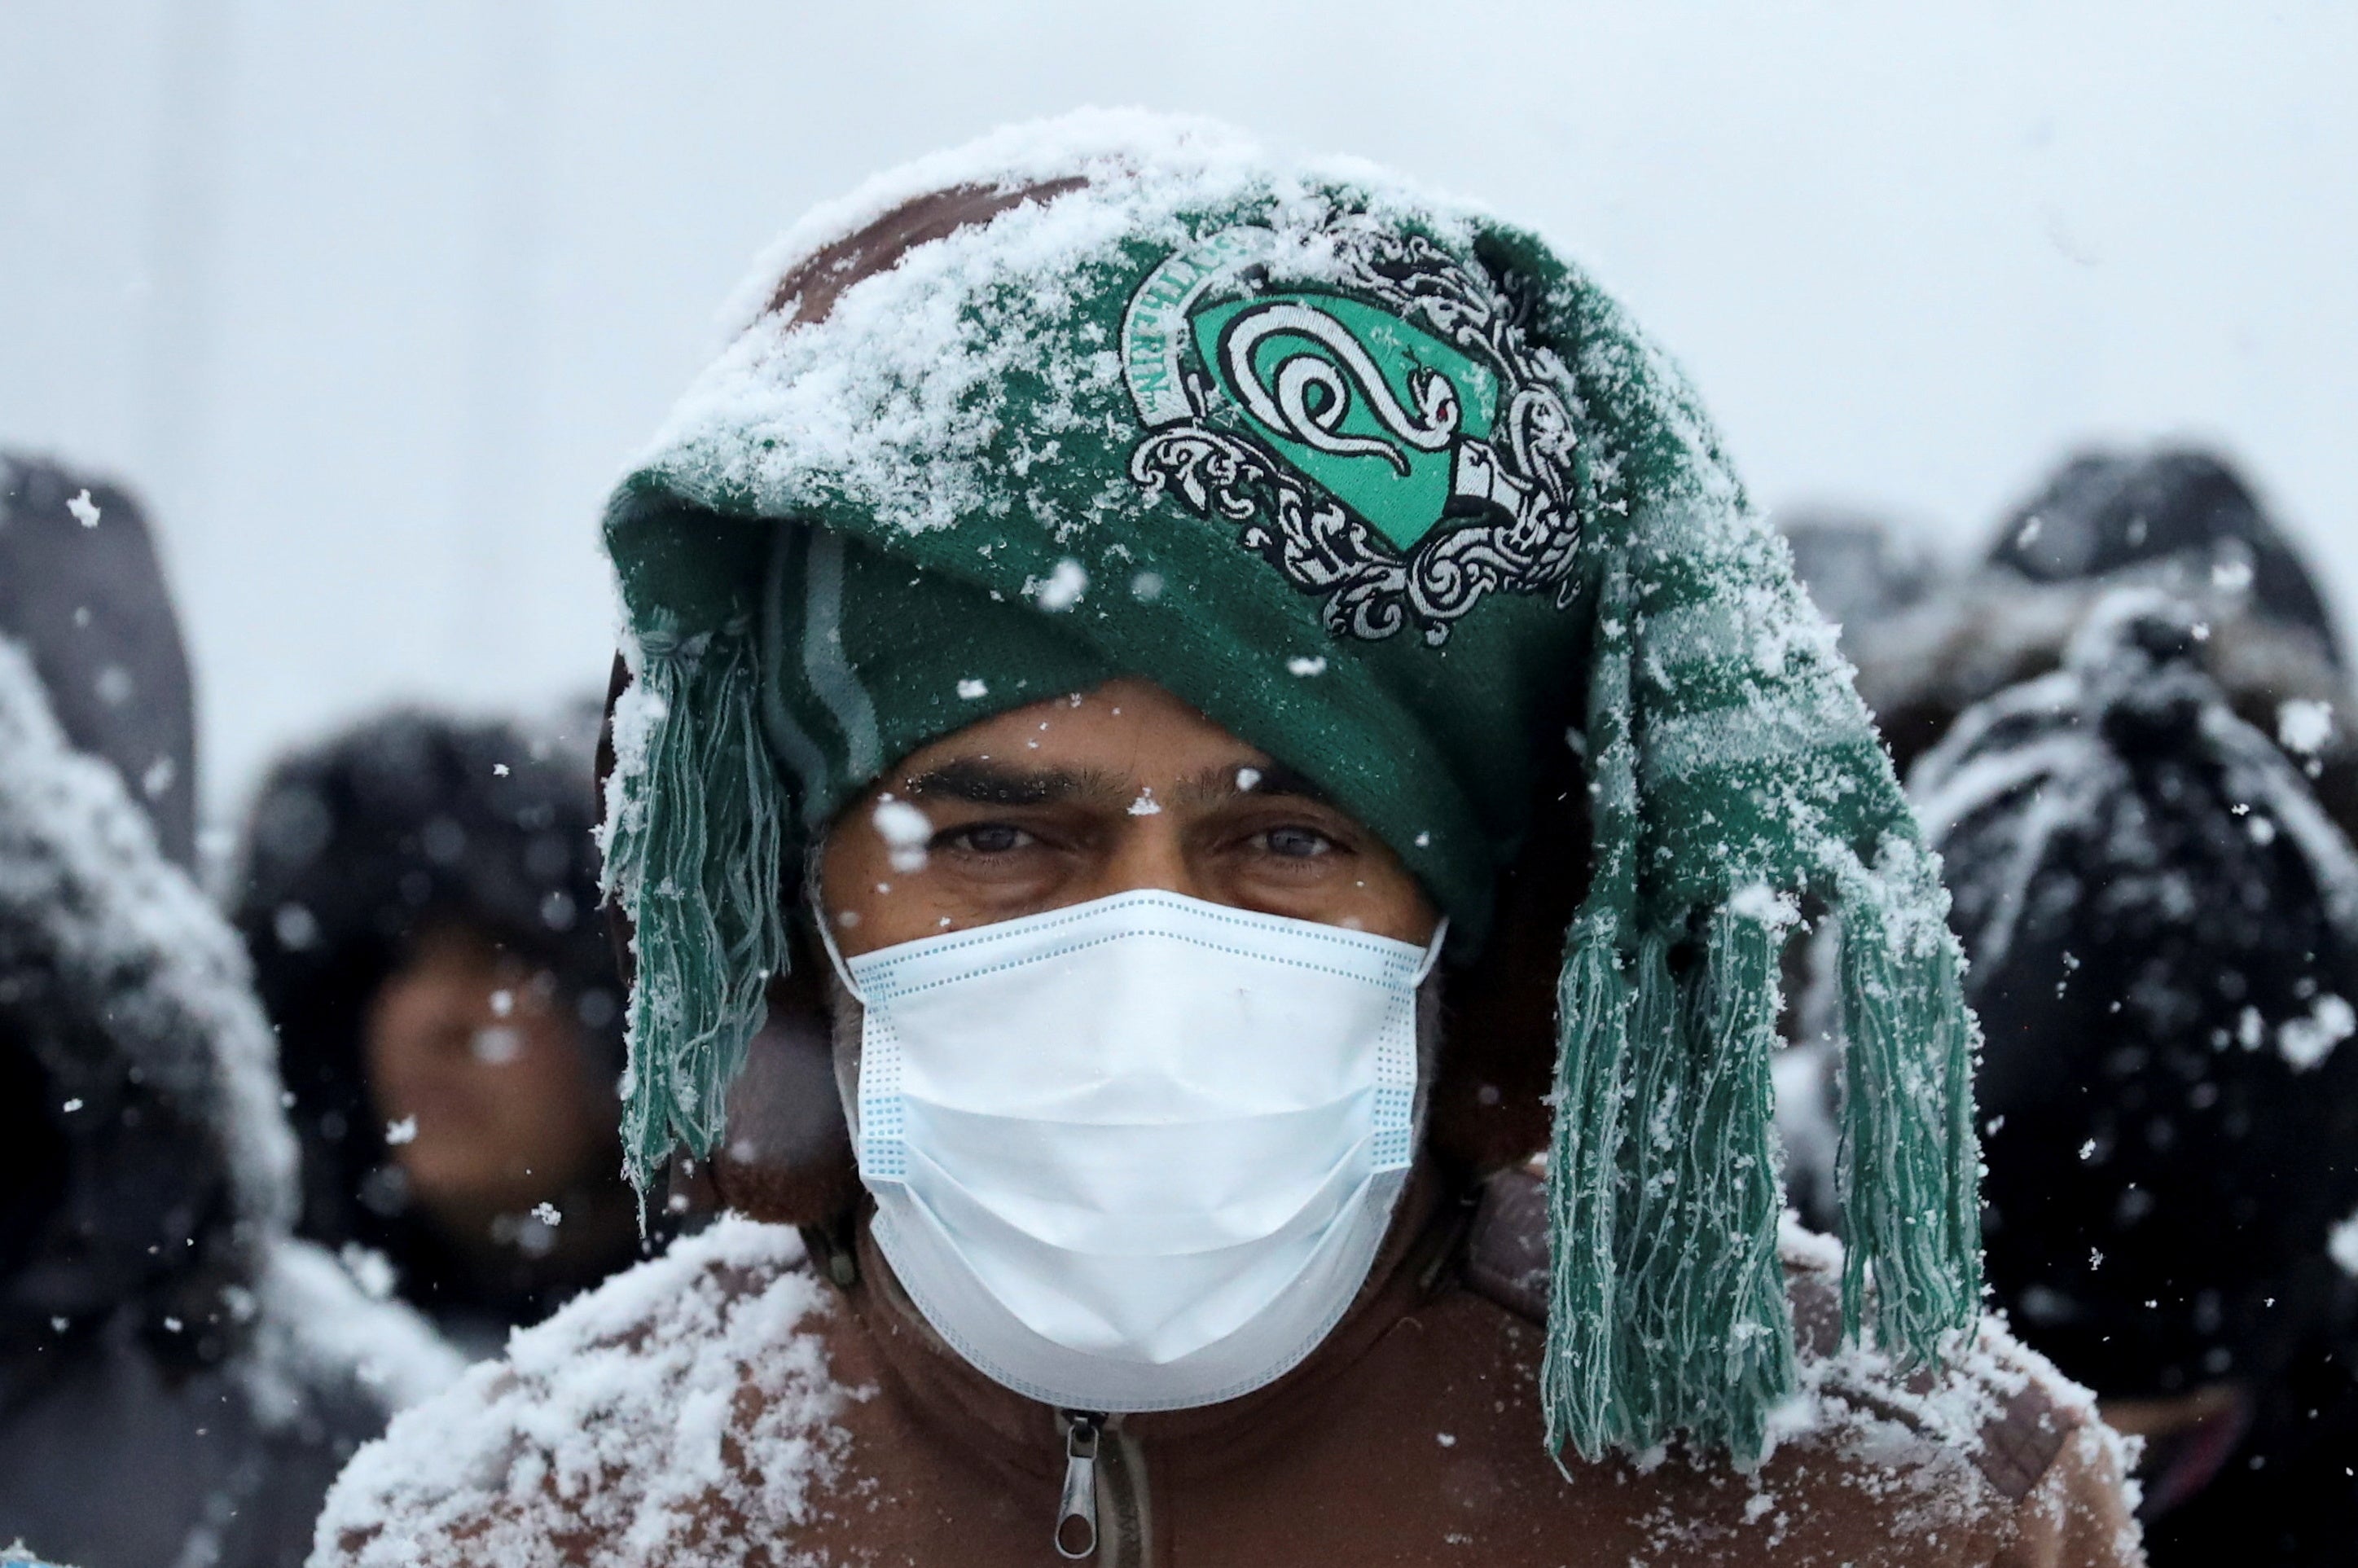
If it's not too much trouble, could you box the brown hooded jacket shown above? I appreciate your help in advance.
[313,1155,2140,1567]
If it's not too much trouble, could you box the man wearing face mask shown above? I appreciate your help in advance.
[315,114,2141,1567]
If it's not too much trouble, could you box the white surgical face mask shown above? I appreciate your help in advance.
[823,889,1442,1413]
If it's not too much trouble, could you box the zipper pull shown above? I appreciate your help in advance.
[1054,1411,1103,1560]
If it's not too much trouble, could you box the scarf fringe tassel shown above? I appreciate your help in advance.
[604,626,789,1210]
[1543,895,1976,1467]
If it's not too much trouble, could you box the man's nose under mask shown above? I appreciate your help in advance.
[821,889,1446,1413]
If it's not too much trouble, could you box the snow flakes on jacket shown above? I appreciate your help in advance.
[315,1219,852,1568]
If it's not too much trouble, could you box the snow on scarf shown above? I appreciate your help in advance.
[1540,283,1979,1460]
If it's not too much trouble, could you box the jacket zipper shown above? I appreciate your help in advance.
[1056,1411,1104,1559]
[1055,1411,1150,1565]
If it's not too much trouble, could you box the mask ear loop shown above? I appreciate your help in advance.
[1405,917,1451,1154]
[800,834,876,1171]
[802,833,870,1007]
[812,908,868,1005]
[1412,916,1451,988]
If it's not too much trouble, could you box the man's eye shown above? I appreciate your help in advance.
[1258,825,1335,859]
[942,823,1036,855]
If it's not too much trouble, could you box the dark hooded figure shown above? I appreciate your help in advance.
[0,455,199,868]
[0,597,457,1565]
[1990,450,2343,673]
[1786,448,2352,793]
[1776,448,2358,1558]
[1914,591,2358,1561]
[231,708,643,1354]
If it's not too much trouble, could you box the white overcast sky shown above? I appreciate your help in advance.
[6,2,2354,820]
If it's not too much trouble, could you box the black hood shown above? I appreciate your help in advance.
[0,455,199,868]
[0,636,296,1349]
[1990,446,2342,671]
[1915,591,2358,1399]
[1812,453,2351,788]
[230,705,622,1301]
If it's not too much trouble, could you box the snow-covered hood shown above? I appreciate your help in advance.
[1990,447,2342,670]
[1914,591,2358,1395]
[0,586,463,1568]
[0,635,296,1333]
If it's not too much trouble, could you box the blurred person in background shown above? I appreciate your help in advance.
[1785,448,2358,1561]
[1767,506,1943,1224]
[1919,591,2358,1563]
[0,456,458,1568]
[1775,503,1939,643]
[1799,448,2350,784]
[232,707,643,1355]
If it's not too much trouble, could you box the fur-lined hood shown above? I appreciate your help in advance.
[1853,570,2354,795]
[229,705,626,1316]
[1787,447,2350,794]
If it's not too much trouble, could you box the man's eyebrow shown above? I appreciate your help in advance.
[897,758,1130,807]
[1176,761,1333,807]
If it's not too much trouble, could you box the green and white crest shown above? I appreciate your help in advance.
[1122,222,1583,643]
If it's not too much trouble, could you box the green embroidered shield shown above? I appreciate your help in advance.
[1194,292,1500,551]
[1122,222,1585,644]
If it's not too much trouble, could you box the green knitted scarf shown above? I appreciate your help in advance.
[1535,281,1980,1460]
[596,112,1980,1466]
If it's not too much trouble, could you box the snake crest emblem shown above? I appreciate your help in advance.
[1121,221,1583,644]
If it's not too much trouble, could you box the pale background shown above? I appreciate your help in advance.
[6,2,2353,824]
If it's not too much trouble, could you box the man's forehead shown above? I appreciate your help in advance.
[895,756,1332,811]
[867,679,1331,809]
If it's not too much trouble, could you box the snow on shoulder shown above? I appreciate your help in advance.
[1776,1217,2137,1553]
[0,633,296,1228]
[312,1218,850,1568]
